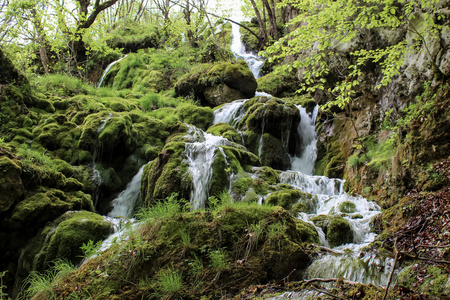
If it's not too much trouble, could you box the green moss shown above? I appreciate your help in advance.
[397,265,450,296]
[9,189,94,227]
[140,141,191,205]
[266,189,317,214]
[252,166,279,185]
[327,217,353,247]
[286,95,317,113]
[232,176,253,195]
[43,211,111,267]
[339,201,356,213]
[209,148,230,198]
[207,123,242,144]
[315,140,345,178]
[175,104,214,130]
[0,156,25,212]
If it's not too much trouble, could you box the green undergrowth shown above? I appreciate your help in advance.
[22,193,319,300]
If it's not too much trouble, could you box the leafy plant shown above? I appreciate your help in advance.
[80,240,103,259]
[209,248,228,271]
[136,193,188,222]
[155,268,183,297]
[0,271,11,300]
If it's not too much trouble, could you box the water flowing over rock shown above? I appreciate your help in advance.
[108,164,146,218]
[230,22,264,79]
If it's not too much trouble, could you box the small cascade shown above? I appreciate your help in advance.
[213,99,248,125]
[97,56,127,88]
[290,105,319,175]
[184,126,228,209]
[108,164,146,218]
[230,23,264,79]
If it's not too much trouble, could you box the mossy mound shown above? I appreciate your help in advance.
[238,97,301,169]
[315,140,346,178]
[175,60,257,107]
[175,104,214,131]
[327,216,353,247]
[266,189,317,214]
[0,155,25,212]
[257,72,299,97]
[140,139,191,205]
[44,205,318,300]
[207,123,243,145]
[397,264,450,296]
[37,211,111,270]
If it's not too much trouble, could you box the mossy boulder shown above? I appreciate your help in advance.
[0,155,25,212]
[0,49,27,86]
[327,216,353,247]
[266,189,317,214]
[252,166,280,185]
[140,141,191,205]
[175,104,214,131]
[207,123,243,145]
[239,97,301,169]
[8,189,94,229]
[257,72,299,97]
[174,61,257,107]
[315,140,346,178]
[40,211,112,268]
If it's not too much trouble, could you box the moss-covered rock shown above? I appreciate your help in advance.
[8,189,94,229]
[315,140,346,178]
[175,104,214,131]
[140,140,191,205]
[0,155,25,212]
[257,72,299,97]
[175,61,257,107]
[327,217,353,247]
[266,189,317,214]
[207,123,243,145]
[397,264,450,296]
[41,211,111,268]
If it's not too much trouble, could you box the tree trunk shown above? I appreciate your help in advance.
[31,8,50,73]
[261,0,278,40]
[249,0,268,47]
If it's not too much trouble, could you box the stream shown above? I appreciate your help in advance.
[89,21,394,292]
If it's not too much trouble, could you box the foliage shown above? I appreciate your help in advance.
[20,260,75,300]
[136,193,189,222]
[208,248,229,271]
[263,0,444,109]
[155,268,183,297]
[0,271,11,300]
[80,240,103,260]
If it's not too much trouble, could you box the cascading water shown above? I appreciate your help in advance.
[97,55,127,88]
[230,22,264,79]
[184,126,229,209]
[290,105,319,175]
[108,164,146,218]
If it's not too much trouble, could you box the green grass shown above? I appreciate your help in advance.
[155,268,183,296]
[136,193,190,222]
[209,248,228,271]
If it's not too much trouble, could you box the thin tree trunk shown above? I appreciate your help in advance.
[249,0,267,46]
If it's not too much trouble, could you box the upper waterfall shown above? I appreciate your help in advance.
[230,23,264,79]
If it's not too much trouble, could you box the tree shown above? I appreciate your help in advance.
[263,0,445,109]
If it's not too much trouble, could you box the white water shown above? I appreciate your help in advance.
[97,56,127,88]
[230,22,264,79]
[213,99,248,125]
[290,105,319,175]
[184,126,229,209]
[108,165,146,218]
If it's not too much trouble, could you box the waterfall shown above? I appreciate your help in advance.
[184,126,228,209]
[290,105,318,175]
[230,23,264,79]
[108,164,146,218]
[213,99,248,125]
[97,55,127,88]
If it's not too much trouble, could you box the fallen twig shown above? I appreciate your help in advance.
[304,278,361,286]
[400,252,450,264]
[383,237,399,300]
[311,285,347,300]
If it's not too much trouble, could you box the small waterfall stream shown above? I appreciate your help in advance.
[83,20,391,291]
[231,22,264,79]
[97,56,127,88]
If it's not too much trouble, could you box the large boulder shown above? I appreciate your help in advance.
[175,61,257,107]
